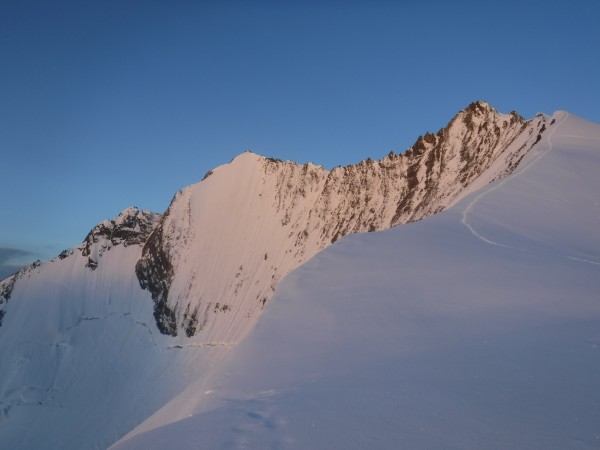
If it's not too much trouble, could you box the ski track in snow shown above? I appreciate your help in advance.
[166,342,236,350]
[461,112,600,267]
[567,256,600,266]
[461,112,568,249]
[60,311,160,348]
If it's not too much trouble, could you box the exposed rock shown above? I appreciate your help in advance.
[80,207,160,270]
[135,211,177,336]
[81,208,160,255]
[0,274,17,326]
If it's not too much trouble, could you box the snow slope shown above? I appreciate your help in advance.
[113,111,600,449]
[0,209,230,449]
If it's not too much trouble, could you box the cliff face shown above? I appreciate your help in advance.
[135,101,549,341]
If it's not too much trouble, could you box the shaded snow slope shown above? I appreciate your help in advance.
[113,111,600,449]
[0,209,229,449]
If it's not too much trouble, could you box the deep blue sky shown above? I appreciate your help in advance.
[1,0,599,276]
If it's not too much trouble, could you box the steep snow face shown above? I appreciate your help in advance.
[113,111,600,450]
[137,101,549,341]
[0,208,160,325]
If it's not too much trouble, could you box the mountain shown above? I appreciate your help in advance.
[137,100,544,341]
[111,110,600,450]
[0,102,577,450]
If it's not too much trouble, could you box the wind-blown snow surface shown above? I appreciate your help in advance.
[113,111,600,450]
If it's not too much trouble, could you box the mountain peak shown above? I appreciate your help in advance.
[465,100,495,113]
[460,100,524,123]
[230,150,262,162]
[78,207,161,271]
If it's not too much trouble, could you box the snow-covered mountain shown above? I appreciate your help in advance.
[0,102,579,450]
[137,100,545,342]
[112,110,600,450]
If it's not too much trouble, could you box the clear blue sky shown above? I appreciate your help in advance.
[1,0,599,277]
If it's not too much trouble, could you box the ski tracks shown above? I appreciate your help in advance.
[461,111,569,249]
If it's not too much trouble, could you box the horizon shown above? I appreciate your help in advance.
[2,0,600,277]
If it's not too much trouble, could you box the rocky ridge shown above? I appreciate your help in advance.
[135,101,549,340]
